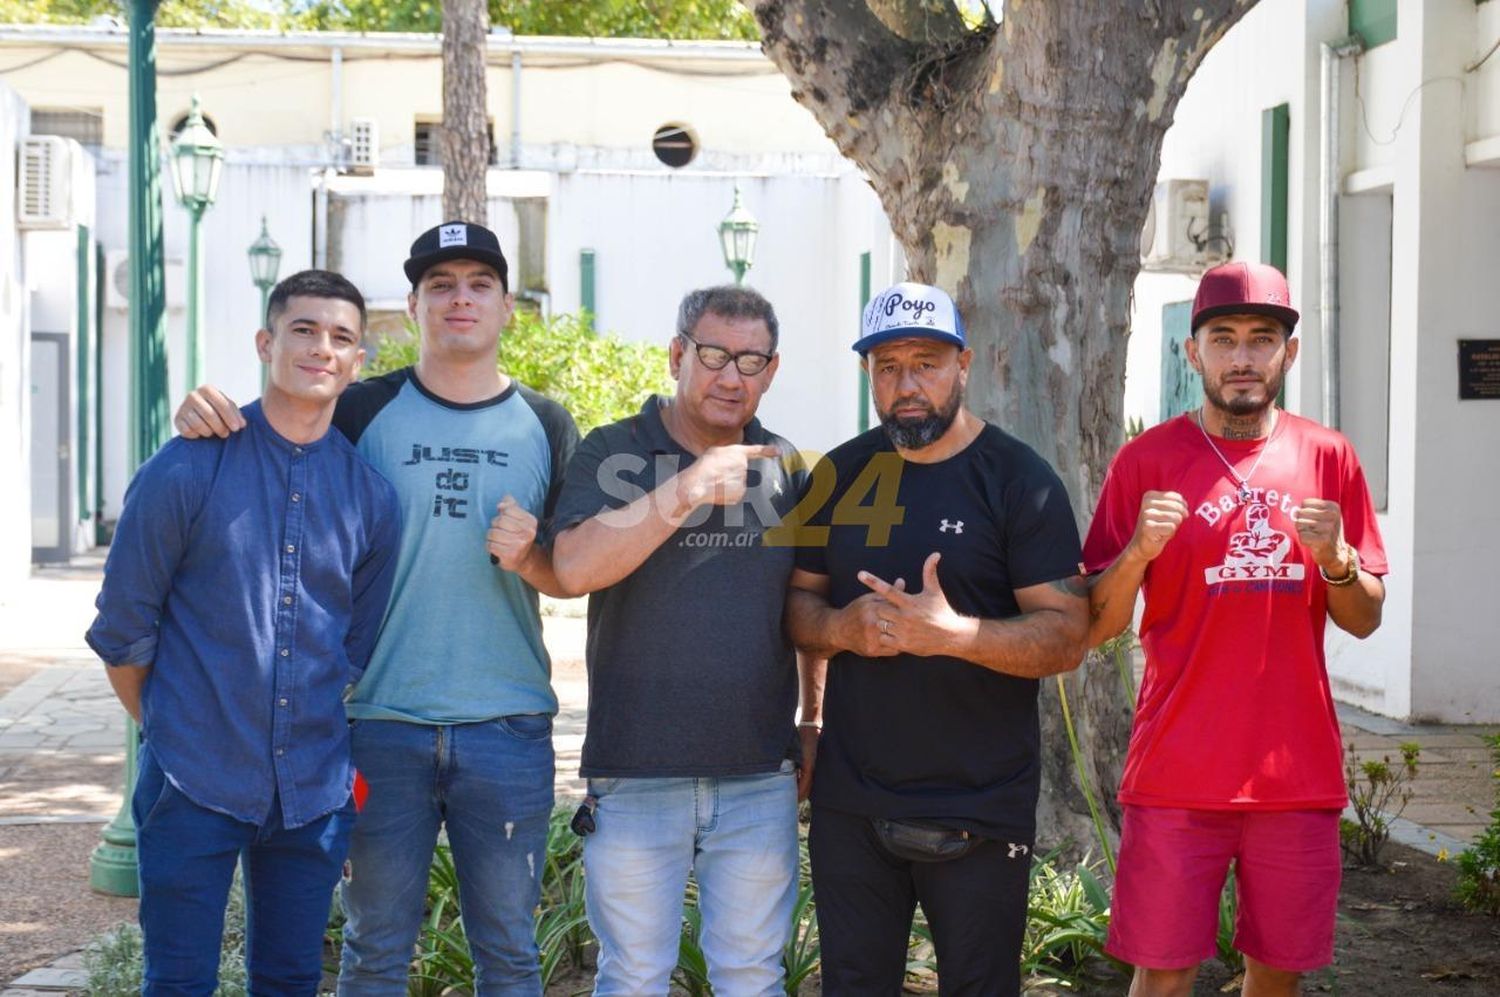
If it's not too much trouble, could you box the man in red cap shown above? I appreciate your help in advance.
[1083,261,1388,995]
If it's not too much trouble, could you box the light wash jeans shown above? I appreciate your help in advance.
[583,762,800,997]
[336,716,554,997]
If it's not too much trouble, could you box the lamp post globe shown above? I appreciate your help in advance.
[247,216,282,324]
[718,183,758,286]
[170,94,223,390]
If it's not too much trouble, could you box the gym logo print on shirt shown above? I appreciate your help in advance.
[939,519,964,534]
[1201,500,1306,588]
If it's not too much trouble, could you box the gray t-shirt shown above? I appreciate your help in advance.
[550,396,806,778]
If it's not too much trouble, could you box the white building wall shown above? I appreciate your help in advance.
[1398,0,1500,723]
[0,81,30,598]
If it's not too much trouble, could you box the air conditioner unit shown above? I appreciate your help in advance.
[18,136,76,229]
[348,118,379,174]
[104,250,188,311]
[1140,179,1226,273]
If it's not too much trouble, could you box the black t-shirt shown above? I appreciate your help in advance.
[550,396,808,778]
[794,424,1082,840]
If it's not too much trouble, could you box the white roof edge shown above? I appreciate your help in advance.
[0,24,768,61]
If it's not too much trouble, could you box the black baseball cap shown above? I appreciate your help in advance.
[403,220,509,289]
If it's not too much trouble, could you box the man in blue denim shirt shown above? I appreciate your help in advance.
[172,222,579,996]
[86,270,401,996]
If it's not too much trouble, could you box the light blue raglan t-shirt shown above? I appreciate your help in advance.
[332,368,578,723]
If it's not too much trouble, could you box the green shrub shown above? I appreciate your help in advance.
[363,310,673,435]
[1341,740,1421,867]
[1455,734,1500,916]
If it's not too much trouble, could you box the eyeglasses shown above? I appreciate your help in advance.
[678,333,774,376]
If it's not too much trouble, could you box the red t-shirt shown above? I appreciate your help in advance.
[1081,412,1388,811]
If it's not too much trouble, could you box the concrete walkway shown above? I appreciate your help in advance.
[1,556,1496,991]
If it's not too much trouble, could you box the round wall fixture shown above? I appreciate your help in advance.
[652,123,698,168]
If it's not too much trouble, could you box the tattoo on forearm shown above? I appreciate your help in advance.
[1047,576,1089,599]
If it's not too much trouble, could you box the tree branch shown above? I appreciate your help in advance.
[865,0,971,44]
[747,0,918,162]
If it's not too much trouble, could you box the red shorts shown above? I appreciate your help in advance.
[1105,805,1342,972]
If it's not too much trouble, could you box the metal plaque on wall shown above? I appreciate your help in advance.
[1458,340,1500,400]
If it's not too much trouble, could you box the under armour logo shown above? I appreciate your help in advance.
[439,223,468,247]
[939,519,964,534]
[1007,842,1029,859]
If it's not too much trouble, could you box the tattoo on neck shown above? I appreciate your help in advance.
[1220,417,1267,440]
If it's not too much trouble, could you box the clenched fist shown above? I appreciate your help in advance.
[1129,490,1188,562]
[486,496,538,572]
[1293,498,1348,575]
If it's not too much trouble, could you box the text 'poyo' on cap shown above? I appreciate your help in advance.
[854,282,966,354]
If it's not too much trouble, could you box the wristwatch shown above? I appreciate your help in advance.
[1319,543,1360,586]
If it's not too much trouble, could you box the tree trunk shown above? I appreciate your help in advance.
[749,0,1257,852]
[441,0,489,224]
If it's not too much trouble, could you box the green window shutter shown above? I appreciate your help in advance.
[579,248,596,327]
[1349,0,1397,48]
[1261,103,1289,274]
[1160,301,1200,423]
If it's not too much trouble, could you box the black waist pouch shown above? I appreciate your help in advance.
[869,817,984,863]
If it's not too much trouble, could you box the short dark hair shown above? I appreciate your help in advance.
[266,269,367,331]
[676,285,780,352]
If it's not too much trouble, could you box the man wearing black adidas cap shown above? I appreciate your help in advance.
[174,221,579,995]
[785,281,1089,995]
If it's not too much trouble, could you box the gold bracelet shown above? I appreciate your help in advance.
[1319,544,1360,587]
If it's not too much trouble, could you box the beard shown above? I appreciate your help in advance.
[1203,363,1287,417]
[879,382,964,450]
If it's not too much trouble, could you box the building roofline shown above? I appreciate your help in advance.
[0,23,769,63]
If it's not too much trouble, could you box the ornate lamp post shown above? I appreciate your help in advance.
[248,217,282,324]
[717,183,758,286]
[248,217,281,388]
[170,94,223,389]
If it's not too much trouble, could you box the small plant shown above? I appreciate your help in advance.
[1341,740,1421,867]
[1215,876,1243,973]
[1455,734,1500,915]
[1022,854,1114,988]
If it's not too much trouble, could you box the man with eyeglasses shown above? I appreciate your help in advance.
[548,285,810,995]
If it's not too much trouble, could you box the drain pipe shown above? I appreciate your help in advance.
[510,44,523,169]
[1319,35,1364,429]
[330,46,344,169]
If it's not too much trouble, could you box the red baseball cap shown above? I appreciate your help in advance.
[1191,261,1300,334]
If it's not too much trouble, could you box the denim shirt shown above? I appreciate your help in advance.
[86,402,401,828]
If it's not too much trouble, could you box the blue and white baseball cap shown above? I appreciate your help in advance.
[854,282,967,355]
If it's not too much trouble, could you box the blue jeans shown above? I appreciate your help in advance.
[583,763,799,996]
[134,742,355,997]
[336,716,554,997]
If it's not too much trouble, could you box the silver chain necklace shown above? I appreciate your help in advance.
[1195,408,1280,504]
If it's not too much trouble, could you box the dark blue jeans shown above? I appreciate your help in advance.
[133,742,355,997]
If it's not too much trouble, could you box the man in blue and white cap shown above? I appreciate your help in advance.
[784,281,1089,995]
